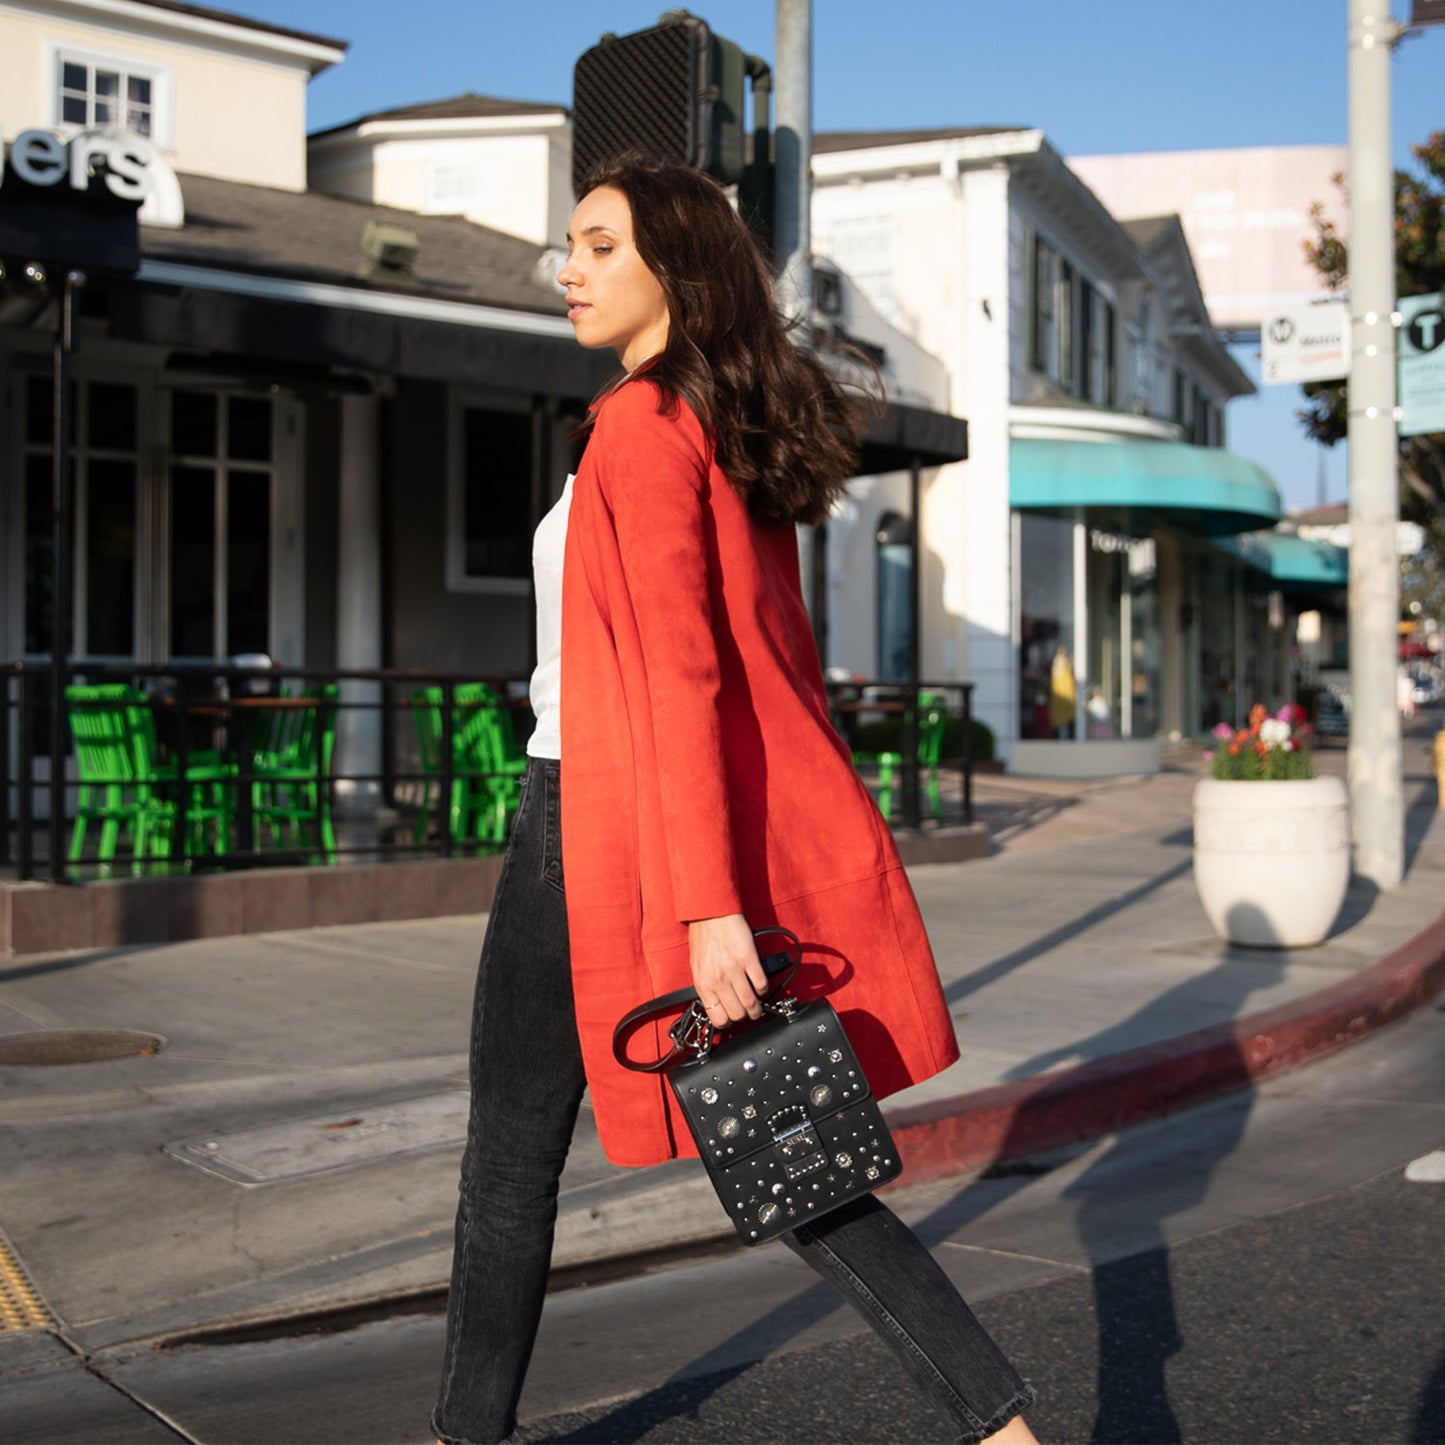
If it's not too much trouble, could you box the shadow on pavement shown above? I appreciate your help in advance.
[928,941,1285,1442]
[943,855,1192,1007]
[0,945,146,984]
[973,787,1079,852]
[1412,1350,1445,1444]
[549,933,1289,1443]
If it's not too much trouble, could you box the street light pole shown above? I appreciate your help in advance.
[48,268,85,883]
[1346,0,1404,887]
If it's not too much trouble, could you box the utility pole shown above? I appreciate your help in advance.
[773,0,812,325]
[1346,0,1404,887]
[775,0,830,655]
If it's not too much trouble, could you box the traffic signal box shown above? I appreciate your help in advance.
[571,12,750,193]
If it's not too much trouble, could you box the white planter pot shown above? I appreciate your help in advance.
[1192,775,1351,948]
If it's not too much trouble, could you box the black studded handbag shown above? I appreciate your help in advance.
[611,927,903,1246]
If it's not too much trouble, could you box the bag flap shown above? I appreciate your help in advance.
[669,1002,877,1170]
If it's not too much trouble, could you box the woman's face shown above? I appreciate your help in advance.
[557,186,670,371]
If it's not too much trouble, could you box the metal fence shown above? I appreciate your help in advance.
[1,661,975,884]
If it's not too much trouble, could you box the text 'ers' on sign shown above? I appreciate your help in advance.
[1261,301,1351,385]
[1398,293,1445,438]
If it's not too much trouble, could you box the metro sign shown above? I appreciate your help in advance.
[1260,301,1351,384]
[1399,292,1445,437]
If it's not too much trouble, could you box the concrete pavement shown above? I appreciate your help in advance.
[0,721,1441,1364]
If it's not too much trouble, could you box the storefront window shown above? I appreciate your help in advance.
[875,511,912,681]
[1021,517,1163,743]
[1196,553,1239,730]
[1019,513,1075,738]
[227,470,271,656]
[168,390,277,660]
[171,465,214,658]
[21,375,137,659]
[23,454,53,658]
[1081,530,1157,740]
[447,392,534,593]
[1085,534,1121,739]
[461,407,530,579]
[1126,540,1159,739]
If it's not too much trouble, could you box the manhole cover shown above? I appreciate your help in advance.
[0,1030,167,1066]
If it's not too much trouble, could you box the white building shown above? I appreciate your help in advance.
[810,127,1328,774]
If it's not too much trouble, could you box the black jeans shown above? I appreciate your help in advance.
[432,759,1035,1445]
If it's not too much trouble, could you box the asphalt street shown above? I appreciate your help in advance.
[5,991,1443,1445]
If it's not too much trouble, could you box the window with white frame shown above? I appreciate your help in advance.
[1103,299,1117,407]
[1082,288,1116,407]
[1027,229,1056,373]
[1130,302,1153,413]
[447,391,535,594]
[55,49,166,139]
[428,160,505,215]
[1080,279,1096,400]
[1057,259,1076,391]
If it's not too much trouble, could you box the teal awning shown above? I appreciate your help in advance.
[1010,437,1282,536]
[1214,532,1348,591]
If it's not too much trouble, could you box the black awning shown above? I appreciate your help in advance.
[0,188,140,275]
[857,400,968,474]
[107,279,614,397]
[106,276,969,465]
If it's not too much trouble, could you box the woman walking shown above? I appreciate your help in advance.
[432,153,1037,1445]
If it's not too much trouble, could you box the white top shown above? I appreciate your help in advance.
[525,473,574,760]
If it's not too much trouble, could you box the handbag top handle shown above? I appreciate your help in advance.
[611,925,802,1074]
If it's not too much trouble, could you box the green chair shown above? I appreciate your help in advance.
[411,684,525,848]
[853,692,948,821]
[463,683,527,844]
[251,685,338,862]
[66,684,234,869]
[66,684,167,871]
[127,691,235,859]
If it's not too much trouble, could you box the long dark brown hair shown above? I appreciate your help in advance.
[575,153,872,527]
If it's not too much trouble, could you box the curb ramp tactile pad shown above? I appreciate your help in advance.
[0,1231,58,1333]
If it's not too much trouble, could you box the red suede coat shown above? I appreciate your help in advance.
[560,379,959,1168]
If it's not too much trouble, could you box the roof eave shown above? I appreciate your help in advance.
[1009,142,1150,281]
[47,0,348,72]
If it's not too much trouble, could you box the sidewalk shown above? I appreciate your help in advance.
[1,722,1442,1360]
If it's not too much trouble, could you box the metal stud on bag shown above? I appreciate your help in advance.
[611,926,903,1247]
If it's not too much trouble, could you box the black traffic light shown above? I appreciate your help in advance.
[571,10,750,193]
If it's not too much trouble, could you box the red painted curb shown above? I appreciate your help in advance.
[887,908,1445,1186]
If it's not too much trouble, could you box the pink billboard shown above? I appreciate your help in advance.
[1068,146,1349,333]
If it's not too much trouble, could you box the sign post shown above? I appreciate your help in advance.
[1346,0,1404,889]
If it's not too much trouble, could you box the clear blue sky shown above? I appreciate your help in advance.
[239,0,1444,512]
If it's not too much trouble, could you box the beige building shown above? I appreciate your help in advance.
[307,94,574,248]
[0,0,338,192]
